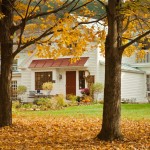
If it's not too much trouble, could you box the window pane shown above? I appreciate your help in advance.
[79,71,85,89]
[35,72,52,90]
[147,75,150,91]
[12,59,18,71]
[11,81,17,100]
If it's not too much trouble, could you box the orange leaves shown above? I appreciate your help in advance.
[0,116,149,149]
[0,13,5,19]
[35,13,97,60]
[123,45,136,57]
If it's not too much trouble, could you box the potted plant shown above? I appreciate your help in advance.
[42,82,53,95]
[17,85,27,102]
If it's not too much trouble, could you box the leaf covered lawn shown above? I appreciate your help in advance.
[0,116,149,150]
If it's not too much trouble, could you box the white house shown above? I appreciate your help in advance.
[11,43,149,103]
[10,16,149,103]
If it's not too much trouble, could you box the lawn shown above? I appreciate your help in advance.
[14,103,150,120]
[0,104,149,149]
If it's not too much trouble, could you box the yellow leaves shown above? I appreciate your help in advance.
[27,50,33,56]
[0,13,5,19]
[21,36,36,44]
[35,13,97,59]
[14,1,39,18]
[80,6,95,17]
[123,45,136,57]
[25,24,38,31]
[0,116,149,149]
[136,50,147,61]
[13,15,21,22]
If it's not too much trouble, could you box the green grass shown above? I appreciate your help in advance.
[13,104,150,120]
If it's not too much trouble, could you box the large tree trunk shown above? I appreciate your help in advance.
[97,0,124,140]
[0,0,14,127]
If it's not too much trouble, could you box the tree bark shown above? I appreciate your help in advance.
[0,0,14,127]
[97,0,124,140]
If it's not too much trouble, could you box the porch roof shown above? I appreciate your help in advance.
[29,57,89,68]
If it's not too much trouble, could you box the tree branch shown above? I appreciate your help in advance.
[28,0,43,17]
[120,30,150,50]
[11,0,75,33]
[74,14,107,29]
[70,0,94,12]
[69,0,80,13]
[96,0,107,9]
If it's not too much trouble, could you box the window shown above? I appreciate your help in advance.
[11,81,17,100]
[147,75,150,91]
[35,72,52,90]
[136,52,150,63]
[12,59,18,72]
[79,71,85,89]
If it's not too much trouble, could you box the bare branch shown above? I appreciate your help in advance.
[28,0,43,18]
[16,0,33,52]
[69,0,80,13]
[70,0,94,12]
[74,14,107,29]
[25,0,32,19]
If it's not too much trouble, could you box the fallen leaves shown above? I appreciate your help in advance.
[0,116,149,150]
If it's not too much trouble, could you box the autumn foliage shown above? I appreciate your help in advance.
[0,115,149,149]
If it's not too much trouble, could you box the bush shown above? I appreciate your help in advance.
[33,98,52,110]
[17,85,27,95]
[42,82,53,90]
[55,94,66,108]
[90,83,103,101]
[82,96,92,103]
[81,88,90,96]
[12,100,21,109]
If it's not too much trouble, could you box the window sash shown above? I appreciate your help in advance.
[35,72,52,90]
[147,75,150,91]
[11,80,17,100]
[79,71,85,89]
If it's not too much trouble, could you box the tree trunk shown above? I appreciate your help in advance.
[0,0,14,127]
[97,44,123,140]
[97,0,124,140]
[0,50,13,127]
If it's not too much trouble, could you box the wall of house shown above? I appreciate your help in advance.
[82,44,99,78]
[121,71,147,103]
[138,67,150,74]
[12,75,21,85]
[122,54,136,64]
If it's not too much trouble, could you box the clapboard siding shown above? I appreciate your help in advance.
[21,69,31,92]
[122,54,136,64]
[121,72,146,102]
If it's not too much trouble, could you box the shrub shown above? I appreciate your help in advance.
[12,100,21,109]
[21,103,33,109]
[90,83,103,102]
[55,94,66,108]
[42,82,53,90]
[17,85,27,95]
[33,98,52,110]
[17,85,27,102]
[81,88,90,96]
[82,96,92,103]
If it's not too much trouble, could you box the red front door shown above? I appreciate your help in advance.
[66,71,76,95]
